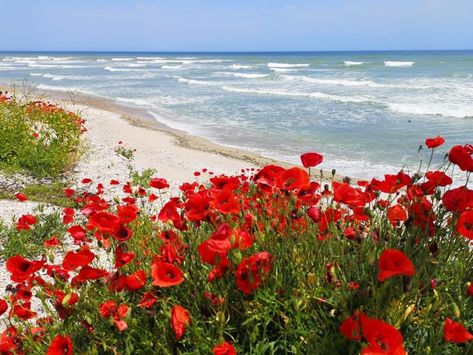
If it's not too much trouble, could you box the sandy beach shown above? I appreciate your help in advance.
[1,83,343,188]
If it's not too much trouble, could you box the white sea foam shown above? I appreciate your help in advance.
[112,58,135,61]
[384,61,415,67]
[344,61,366,66]
[29,73,43,76]
[232,73,269,79]
[267,63,310,68]
[162,65,183,69]
[228,64,253,70]
[387,102,473,118]
[97,59,107,62]
[269,68,300,73]
[42,73,64,81]
[280,75,383,87]
[221,86,368,103]
[104,66,150,72]
[116,97,154,107]
[177,77,217,86]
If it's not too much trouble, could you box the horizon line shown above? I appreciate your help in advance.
[0,49,472,54]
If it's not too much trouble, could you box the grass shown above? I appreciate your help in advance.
[0,181,75,207]
[0,93,84,178]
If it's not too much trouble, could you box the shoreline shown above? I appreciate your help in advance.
[1,82,350,183]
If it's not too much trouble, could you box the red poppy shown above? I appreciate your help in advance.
[213,341,237,355]
[442,186,473,213]
[378,249,415,282]
[212,189,240,214]
[15,193,28,202]
[112,223,134,242]
[138,292,158,308]
[150,177,169,189]
[158,200,186,230]
[339,311,362,340]
[444,318,473,343]
[449,145,473,172]
[457,210,473,240]
[16,214,37,230]
[117,204,139,223]
[387,205,408,226]
[74,266,108,282]
[0,299,8,316]
[333,182,367,208]
[81,178,92,184]
[88,212,120,233]
[11,301,37,320]
[171,305,191,340]
[115,246,135,268]
[300,152,323,168]
[361,315,406,354]
[62,250,95,271]
[44,236,60,247]
[124,270,147,291]
[47,335,73,355]
[235,252,272,295]
[6,255,44,282]
[425,135,445,148]
[274,167,310,191]
[99,300,117,318]
[370,172,412,194]
[307,206,321,222]
[67,226,86,244]
[151,260,184,287]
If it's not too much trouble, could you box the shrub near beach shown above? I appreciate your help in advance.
[0,137,472,354]
[0,92,85,178]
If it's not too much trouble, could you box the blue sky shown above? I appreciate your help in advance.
[0,0,472,51]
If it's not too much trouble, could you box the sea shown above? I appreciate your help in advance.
[0,51,472,181]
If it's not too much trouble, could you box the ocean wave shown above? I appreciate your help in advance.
[221,86,369,103]
[176,77,218,86]
[344,61,366,66]
[267,63,310,68]
[232,73,269,79]
[228,64,253,70]
[97,59,107,62]
[104,66,149,72]
[280,75,384,88]
[29,72,43,76]
[387,102,473,118]
[384,61,415,67]
[269,68,300,73]
[112,58,135,61]
[42,73,64,81]
[116,97,154,107]
[162,65,183,69]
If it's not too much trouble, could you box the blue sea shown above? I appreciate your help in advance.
[1,51,472,179]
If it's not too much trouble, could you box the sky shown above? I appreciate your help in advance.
[0,0,472,51]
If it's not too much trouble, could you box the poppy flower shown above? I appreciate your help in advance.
[44,236,60,247]
[0,299,8,316]
[425,136,445,148]
[47,335,73,355]
[449,145,473,172]
[15,193,28,202]
[333,182,367,208]
[158,200,186,230]
[442,186,473,213]
[138,292,158,308]
[115,246,135,268]
[74,266,108,282]
[151,260,184,287]
[361,315,406,354]
[253,164,285,191]
[16,214,37,230]
[444,318,473,343]
[378,249,415,282]
[88,212,120,233]
[387,205,408,226]
[6,256,44,282]
[457,210,473,240]
[300,152,323,168]
[62,250,95,271]
[274,167,310,191]
[99,300,117,318]
[117,204,139,223]
[339,311,362,340]
[213,341,237,355]
[467,283,473,297]
[67,225,86,243]
[235,252,272,295]
[124,270,147,291]
[212,189,240,214]
[171,305,191,340]
[150,177,169,189]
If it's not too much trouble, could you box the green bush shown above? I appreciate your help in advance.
[0,94,84,178]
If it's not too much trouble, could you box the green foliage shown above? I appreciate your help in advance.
[0,97,83,178]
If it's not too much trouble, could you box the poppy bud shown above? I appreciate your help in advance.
[452,303,461,318]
